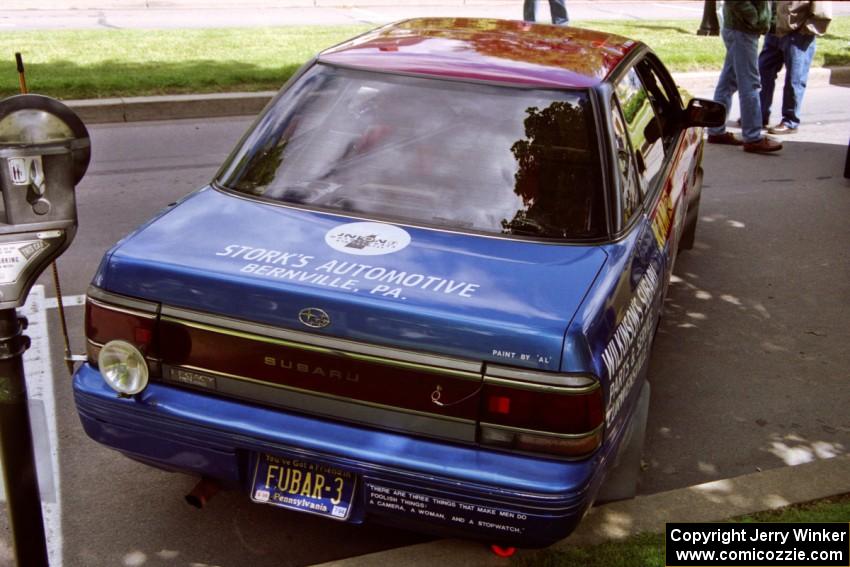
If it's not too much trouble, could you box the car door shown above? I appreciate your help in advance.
[616,52,697,301]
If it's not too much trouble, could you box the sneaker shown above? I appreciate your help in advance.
[768,122,798,135]
[743,137,783,153]
[707,132,744,146]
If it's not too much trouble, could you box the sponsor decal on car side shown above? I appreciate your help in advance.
[602,264,660,425]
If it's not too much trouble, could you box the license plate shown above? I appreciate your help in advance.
[250,453,356,521]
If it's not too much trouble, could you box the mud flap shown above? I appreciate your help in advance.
[595,380,650,503]
[679,167,703,251]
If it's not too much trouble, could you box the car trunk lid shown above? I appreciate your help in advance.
[96,188,607,437]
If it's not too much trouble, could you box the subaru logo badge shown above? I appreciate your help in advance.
[298,308,330,329]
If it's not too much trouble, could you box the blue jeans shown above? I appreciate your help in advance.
[523,0,568,25]
[758,31,816,129]
[708,27,764,143]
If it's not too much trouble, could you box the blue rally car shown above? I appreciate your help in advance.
[74,18,724,547]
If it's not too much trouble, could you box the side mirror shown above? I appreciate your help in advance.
[683,98,726,129]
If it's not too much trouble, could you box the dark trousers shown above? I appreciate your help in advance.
[523,0,568,25]
[758,31,816,128]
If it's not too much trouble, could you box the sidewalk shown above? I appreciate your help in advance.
[313,455,850,567]
[65,66,850,125]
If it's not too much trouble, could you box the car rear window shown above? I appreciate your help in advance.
[216,64,606,240]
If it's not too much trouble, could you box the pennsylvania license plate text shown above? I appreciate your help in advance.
[250,453,356,520]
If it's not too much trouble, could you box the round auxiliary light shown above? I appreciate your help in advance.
[98,340,149,395]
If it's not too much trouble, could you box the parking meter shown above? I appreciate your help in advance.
[0,93,90,567]
[0,94,89,308]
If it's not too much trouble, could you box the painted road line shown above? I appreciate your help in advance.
[0,286,63,566]
[44,294,86,310]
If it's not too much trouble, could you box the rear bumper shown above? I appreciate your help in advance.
[74,363,607,547]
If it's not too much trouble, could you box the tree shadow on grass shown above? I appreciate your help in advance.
[0,59,303,100]
[823,52,850,68]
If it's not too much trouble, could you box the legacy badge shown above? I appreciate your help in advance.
[299,307,330,329]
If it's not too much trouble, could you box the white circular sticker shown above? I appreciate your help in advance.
[325,222,411,256]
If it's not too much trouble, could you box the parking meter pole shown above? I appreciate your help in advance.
[15,53,28,95]
[697,0,720,36]
[0,307,49,567]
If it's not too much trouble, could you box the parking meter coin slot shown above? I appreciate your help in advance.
[0,147,76,224]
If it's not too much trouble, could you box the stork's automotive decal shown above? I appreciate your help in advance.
[325,222,411,256]
[215,244,480,299]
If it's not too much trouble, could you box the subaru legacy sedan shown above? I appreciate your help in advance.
[74,18,723,548]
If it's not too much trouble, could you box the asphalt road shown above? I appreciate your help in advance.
[0,84,848,565]
[0,2,733,30]
[5,1,847,30]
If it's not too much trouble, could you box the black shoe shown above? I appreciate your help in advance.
[768,122,798,135]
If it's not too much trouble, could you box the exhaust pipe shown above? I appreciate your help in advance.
[185,477,220,509]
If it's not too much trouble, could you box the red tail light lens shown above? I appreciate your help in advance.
[487,395,512,415]
[85,289,159,366]
[479,371,603,458]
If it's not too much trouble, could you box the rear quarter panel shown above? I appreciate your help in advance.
[563,110,704,478]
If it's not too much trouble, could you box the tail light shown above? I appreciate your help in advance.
[479,367,603,458]
[85,287,160,377]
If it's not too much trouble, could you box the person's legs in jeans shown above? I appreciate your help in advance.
[708,27,739,137]
[780,31,816,128]
[728,28,764,143]
[758,33,784,127]
[548,0,568,25]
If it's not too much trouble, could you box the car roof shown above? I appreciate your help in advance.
[319,18,639,89]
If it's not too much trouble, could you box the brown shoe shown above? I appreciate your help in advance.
[743,137,783,153]
[768,122,798,135]
[707,132,744,146]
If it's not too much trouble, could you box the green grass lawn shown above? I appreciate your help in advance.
[1,18,848,100]
[514,494,850,567]
[578,17,850,71]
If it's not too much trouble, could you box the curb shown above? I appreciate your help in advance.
[65,67,850,125]
[673,66,850,94]
[67,91,277,125]
[311,454,850,567]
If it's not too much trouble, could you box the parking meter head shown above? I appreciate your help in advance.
[0,94,90,186]
[0,94,90,308]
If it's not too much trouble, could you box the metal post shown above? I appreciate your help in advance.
[0,308,49,567]
[697,0,720,36]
